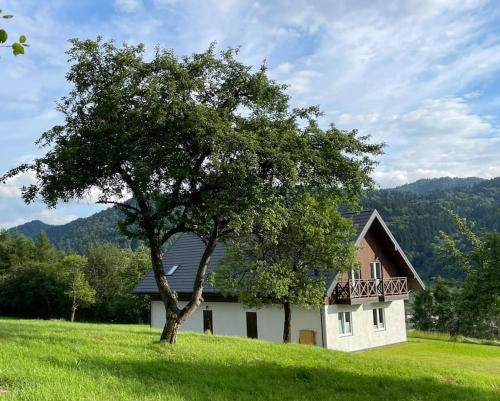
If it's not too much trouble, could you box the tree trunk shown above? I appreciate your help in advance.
[45,296,53,319]
[160,310,181,344]
[146,218,220,344]
[178,221,220,324]
[70,303,77,322]
[283,301,292,343]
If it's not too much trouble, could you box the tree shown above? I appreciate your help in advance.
[411,289,434,331]
[0,11,29,56]
[60,254,95,322]
[84,243,151,323]
[0,232,67,319]
[2,38,382,343]
[431,212,500,339]
[215,194,358,343]
[410,277,459,334]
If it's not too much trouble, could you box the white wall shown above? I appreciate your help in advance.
[151,300,324,344]
[151,299,407,351]
[323,300,407,352]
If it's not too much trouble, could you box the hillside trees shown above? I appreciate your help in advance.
[412,213,500,339]
[2,39,382,343]
[0,231,150,322]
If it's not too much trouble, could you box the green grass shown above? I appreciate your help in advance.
[0,319,498,401]
[408,330,500,346]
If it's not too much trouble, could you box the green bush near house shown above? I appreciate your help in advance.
[0,318,498,401]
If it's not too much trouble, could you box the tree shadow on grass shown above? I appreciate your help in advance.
[37,351,499,401]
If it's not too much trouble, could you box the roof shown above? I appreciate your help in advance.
[133,209,424,295]
[133,233,227,295]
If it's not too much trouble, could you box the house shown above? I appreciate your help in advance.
[133,209,425,352]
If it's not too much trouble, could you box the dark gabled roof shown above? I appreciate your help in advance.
[341,209,374,240]
[133,209,379,295]
[133,234,227,295]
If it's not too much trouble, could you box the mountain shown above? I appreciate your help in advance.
[391,177,485,194]
[364,177,500,280]
[9,206,140,254]
[9,177,500,281]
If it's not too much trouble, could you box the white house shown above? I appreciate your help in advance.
[133,209,425,352]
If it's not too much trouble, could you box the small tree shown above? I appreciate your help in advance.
[215,194,358,343]
[432,212,500,339]
[2,39,382,343]
[60,254,95,322]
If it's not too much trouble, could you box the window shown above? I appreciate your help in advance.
[372,307,385,330]
[338,311,352,335]
[349,269,361,281]
[370,261,382,279]
[167,265,179,275]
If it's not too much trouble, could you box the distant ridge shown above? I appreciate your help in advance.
[9,206,140,253]
[391,177,484,193]
[8,176,500,281]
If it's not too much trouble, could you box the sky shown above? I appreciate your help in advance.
[1,0,500,228]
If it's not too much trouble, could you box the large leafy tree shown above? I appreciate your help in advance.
[215,194,358,342]
[2,38,382,343]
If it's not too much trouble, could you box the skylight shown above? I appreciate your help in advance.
[167,265,179,275]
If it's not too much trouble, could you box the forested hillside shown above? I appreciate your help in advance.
[365,177,500,280]
[10,207,140,253]
[9,177,500,281]
[391,177,485,193]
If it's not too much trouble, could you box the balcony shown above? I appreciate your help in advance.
[331,277,409,304]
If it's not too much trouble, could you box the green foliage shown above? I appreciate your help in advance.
[0,319,498,401]
[394,177,484,194]
[215,194,357,312]
[9,206,142,254]
[1,38,382,341]
[411,278,461,335]
[60,254,95,321]
[412,213,500,340]
[9,176,500,283]
[364,177,500,280]
[0,231,150,323]
[83,243,151,323]
[0,11,29,56]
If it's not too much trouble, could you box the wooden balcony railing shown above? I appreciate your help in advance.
[331,277,409,304]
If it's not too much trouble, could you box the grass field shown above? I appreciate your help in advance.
[0,319,498,401]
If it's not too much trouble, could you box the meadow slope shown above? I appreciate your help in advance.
[0,319,498,401]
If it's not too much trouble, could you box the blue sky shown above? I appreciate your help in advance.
[1,0,500,228]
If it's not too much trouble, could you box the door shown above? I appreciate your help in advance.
[299,330,316,345]
[349,269,361,296]
[246,312,258,339]
[203,310,213,334]
[370,260,382,293]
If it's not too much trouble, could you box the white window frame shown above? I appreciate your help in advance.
[372,307,385,331]
[370,260,382,280]
[338,311,353,336]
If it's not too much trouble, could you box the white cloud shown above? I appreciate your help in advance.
[114,0,142,13]
[0,171,37,199]
[364,98,500,187]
